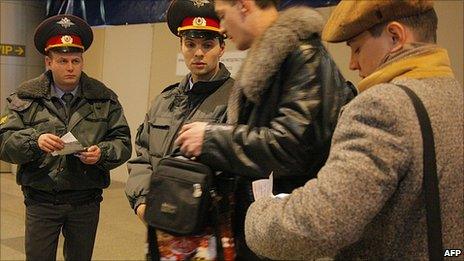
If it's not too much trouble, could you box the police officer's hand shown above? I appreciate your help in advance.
[136,204,147,224]
[175,122,207,158]
[77,145,101,165]
[38,133,65,153]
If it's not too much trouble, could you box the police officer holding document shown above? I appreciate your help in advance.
[0,14,131,261]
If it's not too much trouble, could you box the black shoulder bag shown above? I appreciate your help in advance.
[145,156,225,261]
[397,85,444,261]
[144,156,215,235]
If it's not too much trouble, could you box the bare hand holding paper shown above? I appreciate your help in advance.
[51,132,85,156]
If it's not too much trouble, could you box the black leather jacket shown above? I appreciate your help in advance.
[197,9,355,259]
[199,7,356,198]
[201,40,354,194]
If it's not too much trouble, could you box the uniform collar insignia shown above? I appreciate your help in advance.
[190,0,210,8]
[57,17,75,28]
[0,115,8,125]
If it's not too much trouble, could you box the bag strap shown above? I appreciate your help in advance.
[147,225,160,261]
[397,85,443,260]
[211,191,225,261]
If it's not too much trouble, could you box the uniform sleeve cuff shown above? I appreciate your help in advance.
[134,197,147,214]
[29,132,44,159]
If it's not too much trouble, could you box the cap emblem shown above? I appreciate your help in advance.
[57,17,75,28]
[61,35,73,44]
[190,0,210,8]
[193,17,207,27]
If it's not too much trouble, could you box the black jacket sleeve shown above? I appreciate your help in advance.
[200,46,337,179]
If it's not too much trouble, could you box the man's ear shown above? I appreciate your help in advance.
[45,55,52,69]
[386,22,406,52]
[238,0,252,14]
[219,42,225,57]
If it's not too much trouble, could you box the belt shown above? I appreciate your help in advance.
[22,186,102,205]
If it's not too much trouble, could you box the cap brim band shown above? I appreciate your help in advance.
[45,44,85,52]
[178,26,221,34]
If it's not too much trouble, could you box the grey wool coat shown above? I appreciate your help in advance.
[244,76,463,260]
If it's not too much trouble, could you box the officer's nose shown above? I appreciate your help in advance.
[194,47,204,57]
[66,62,74,71]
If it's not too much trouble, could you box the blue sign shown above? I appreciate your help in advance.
[44,0,340,26]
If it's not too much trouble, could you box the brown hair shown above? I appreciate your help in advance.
[368,8,438,43]
[214,0,281,9]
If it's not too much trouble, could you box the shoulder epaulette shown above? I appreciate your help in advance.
[7,93,33,112]
[161,83,180,94]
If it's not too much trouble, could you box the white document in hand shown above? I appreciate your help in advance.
[51,132,85,156]
[252,172,273,200]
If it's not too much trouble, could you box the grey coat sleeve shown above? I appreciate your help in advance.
[244,87,412,260]
[96,100,132,171]
[125,115,152,210]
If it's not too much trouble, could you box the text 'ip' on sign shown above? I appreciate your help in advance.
[0,44,26,57]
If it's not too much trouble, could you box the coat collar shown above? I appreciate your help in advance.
[17,70,117,101]
[236,6,323,103]
[169,62,231,96]
[227,6,324,124]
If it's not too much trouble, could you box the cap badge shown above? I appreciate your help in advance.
[193,17,207,27]
[57,17,75,28]
[61,35,73,44]
[190,0,210,8]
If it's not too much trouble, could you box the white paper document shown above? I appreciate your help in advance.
[51,132,85,156]
[252,172,273,200]
[273,193,290,199]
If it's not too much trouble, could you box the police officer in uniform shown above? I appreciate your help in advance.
[125,0,234,260]
[0,14,131,260]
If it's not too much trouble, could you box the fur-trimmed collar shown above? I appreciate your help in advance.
[227,6,324,123]
[237,6,323,103]
[17,70,117,101]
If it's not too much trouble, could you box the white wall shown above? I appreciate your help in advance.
[434,0,463,85]
[98,24,152,182]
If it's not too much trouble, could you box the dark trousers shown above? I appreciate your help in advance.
[25,200,100,261]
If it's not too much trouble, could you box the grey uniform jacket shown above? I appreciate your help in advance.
[0,71,132,191]
[245,77,464,260]
[125,64,233,210]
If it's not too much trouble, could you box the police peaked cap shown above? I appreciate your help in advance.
[167,0,222,37]
[34,14,93,55]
